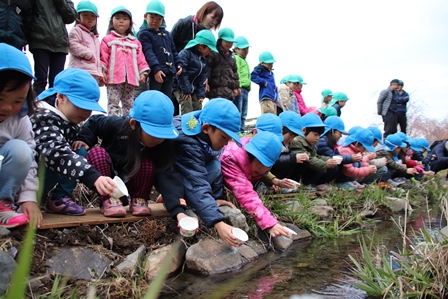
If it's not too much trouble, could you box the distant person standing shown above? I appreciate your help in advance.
[395,80,410,134]
[28,0,77,96]
[251,51,278,115]
[233,36,251,134]
[377,79,400,139]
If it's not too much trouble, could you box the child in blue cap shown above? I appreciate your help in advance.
[0,43,41,228]
[74,90,179,217]
[338,128,388,186]
[157,98,244,247]
[289,113,339,191]
[31,68,115,217]
[221,131,291,237]
[251,51,278,114]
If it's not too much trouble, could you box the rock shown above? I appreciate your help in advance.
[144,241,186,281]
[234,245,258,262]
[437,226,448,242]
[385,197,413,213]
[246,240,268,255]
[257,227,293,251]
[185,239,244,274]
[282,223,312,241]
[286,201,304,213]
[219,206,250,231]
[311,198,328,206]
[310,206,334,220]
[0,227,10,236]
[46,247,110,280]
[116,245,147,275]
[0,251,17,295]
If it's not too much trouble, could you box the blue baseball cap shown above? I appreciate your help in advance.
[279,111,304,137]
[0,43,33,78]
[255,113,284,142]
[129,90,178,139]
[37,68,105,113]
[395,132,410,145]
[181,98,241,146]
[409,138,422,152]
[244,131,282,168]
[343,128,375,152]
[384,134,407,151]
[301,112,326,129]
[367,126,383,145]
[418,138,431,151]
[348,126,363,136]
[323,116,348,135]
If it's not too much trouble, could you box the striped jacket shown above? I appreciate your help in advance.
[377,86,395,116]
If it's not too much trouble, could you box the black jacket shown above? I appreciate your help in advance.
[173,47,208,98]
[0,0,32,49]
[171,15,206,52]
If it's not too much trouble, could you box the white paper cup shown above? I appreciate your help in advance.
[332,155,343,165]
[283,226,297,239]
[232,228,248,243]
[0,155,3,171]
[286,179,300,190]
[179,217,198,237]
[112,176,129,199]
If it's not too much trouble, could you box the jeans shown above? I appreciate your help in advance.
[232,88,249,133]
[42,147,88,202]
[359,166,388,184]
[31,49,66,96]
[0,139,33,202]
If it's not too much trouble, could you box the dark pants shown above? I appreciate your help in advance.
[31,49,66,96]
[382,110,397,139]
[149,73,174,98]
[429,160,448,174]
[397,114,407,134]
[290,163,339,185]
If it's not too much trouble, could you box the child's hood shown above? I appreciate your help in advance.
[36,101,70,122]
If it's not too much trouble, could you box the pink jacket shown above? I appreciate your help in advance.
[339,144,371,178]
[68,24,102,78]
[100,31,150,87]
[220,137,278,230]
[293,88,320,116]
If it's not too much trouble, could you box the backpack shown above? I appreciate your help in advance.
[0,0,26,49]
[429,139,446,151]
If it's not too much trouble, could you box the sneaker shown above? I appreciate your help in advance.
[101,198,127,217]
[47,196,86,216]
[337,182,357,191]
[0,200,29,228]
[387,179,402,187]
[316,184,332,192]
[351,181,366,189]
[393,177,409,183]
[130,198,152,216]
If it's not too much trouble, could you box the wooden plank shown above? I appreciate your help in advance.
[39,203,170,230]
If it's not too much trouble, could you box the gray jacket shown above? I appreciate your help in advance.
[377,86,394,116]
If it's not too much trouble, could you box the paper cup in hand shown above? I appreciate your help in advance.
[232,228,248,243]
[283,226,297,239]
[179,217,198,237]
[112,176,129,199]
[286,179,300,191]
[332,155,343,165]
[0,155,3,171]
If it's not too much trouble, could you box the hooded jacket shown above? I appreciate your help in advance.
[251,64,277,102]
[68,24,102,78]
[377,86,395,116]
[137,26,181,75]
[293,88,310,116]
[235,53,251,90]
[338,144,371,178]
[206,43,240,100]
[173,47,208,98]
[220,138,278,230]
[28,0,76,53]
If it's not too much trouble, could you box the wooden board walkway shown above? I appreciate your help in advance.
[39,203,170,230]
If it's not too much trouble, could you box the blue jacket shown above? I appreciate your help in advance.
[137,27,181,75]
[251,64,277,102]
[158,116,225,227]
[332,103,342,117]
[394,90,409,115]
[316,136,353,164]
[428,140,448,171]
[173,47,208,98]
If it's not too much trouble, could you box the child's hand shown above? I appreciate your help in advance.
[272,178,294,189]
[139,73,148,84]
[368,165,377,174]
[268,223,289,238]
[205,81,210,92]
[176,213,199,232]
[406,168,418,175]
[216,199,236,209]
[326,159,338,168]
[72,140,89,151]
[352,153,363,162]
[366,152,376,160]
[198,97,204,104]
[176,65,182,76]
[423,170,435,176]
[214,221,241,247]
[154,70,165,83]
[181,93,192,101]
[94,176,116,196]
[20,201,43,229]
[296,153,309,163]
[233,88,241,97]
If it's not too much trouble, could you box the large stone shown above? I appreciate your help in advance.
[283,223,312,241]
[257,227,293,251]
[219,206,250,231]
[144,241,186,281]
[0,251,16,295]
[116,245,147,275]
[246,240,268,255]
[310,205,334,220]
[46,247,110,280]
[311,198,328,206]
[234,244,258,262]
[437,226,448,242]
[185,239,244,274]
[385,197,413,213]
[286,201,304,213]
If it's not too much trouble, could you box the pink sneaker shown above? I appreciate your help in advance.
[0,200,29,228]
[130,198,152,216]
[101,198,127,217]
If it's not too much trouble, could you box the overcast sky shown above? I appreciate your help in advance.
[30,0,448,130]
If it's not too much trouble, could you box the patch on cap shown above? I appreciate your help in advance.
[186,115,199,131]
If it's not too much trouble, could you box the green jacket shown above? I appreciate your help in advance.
[289,135,329,172]
[235,53,251,91]
[28,0,76,53]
